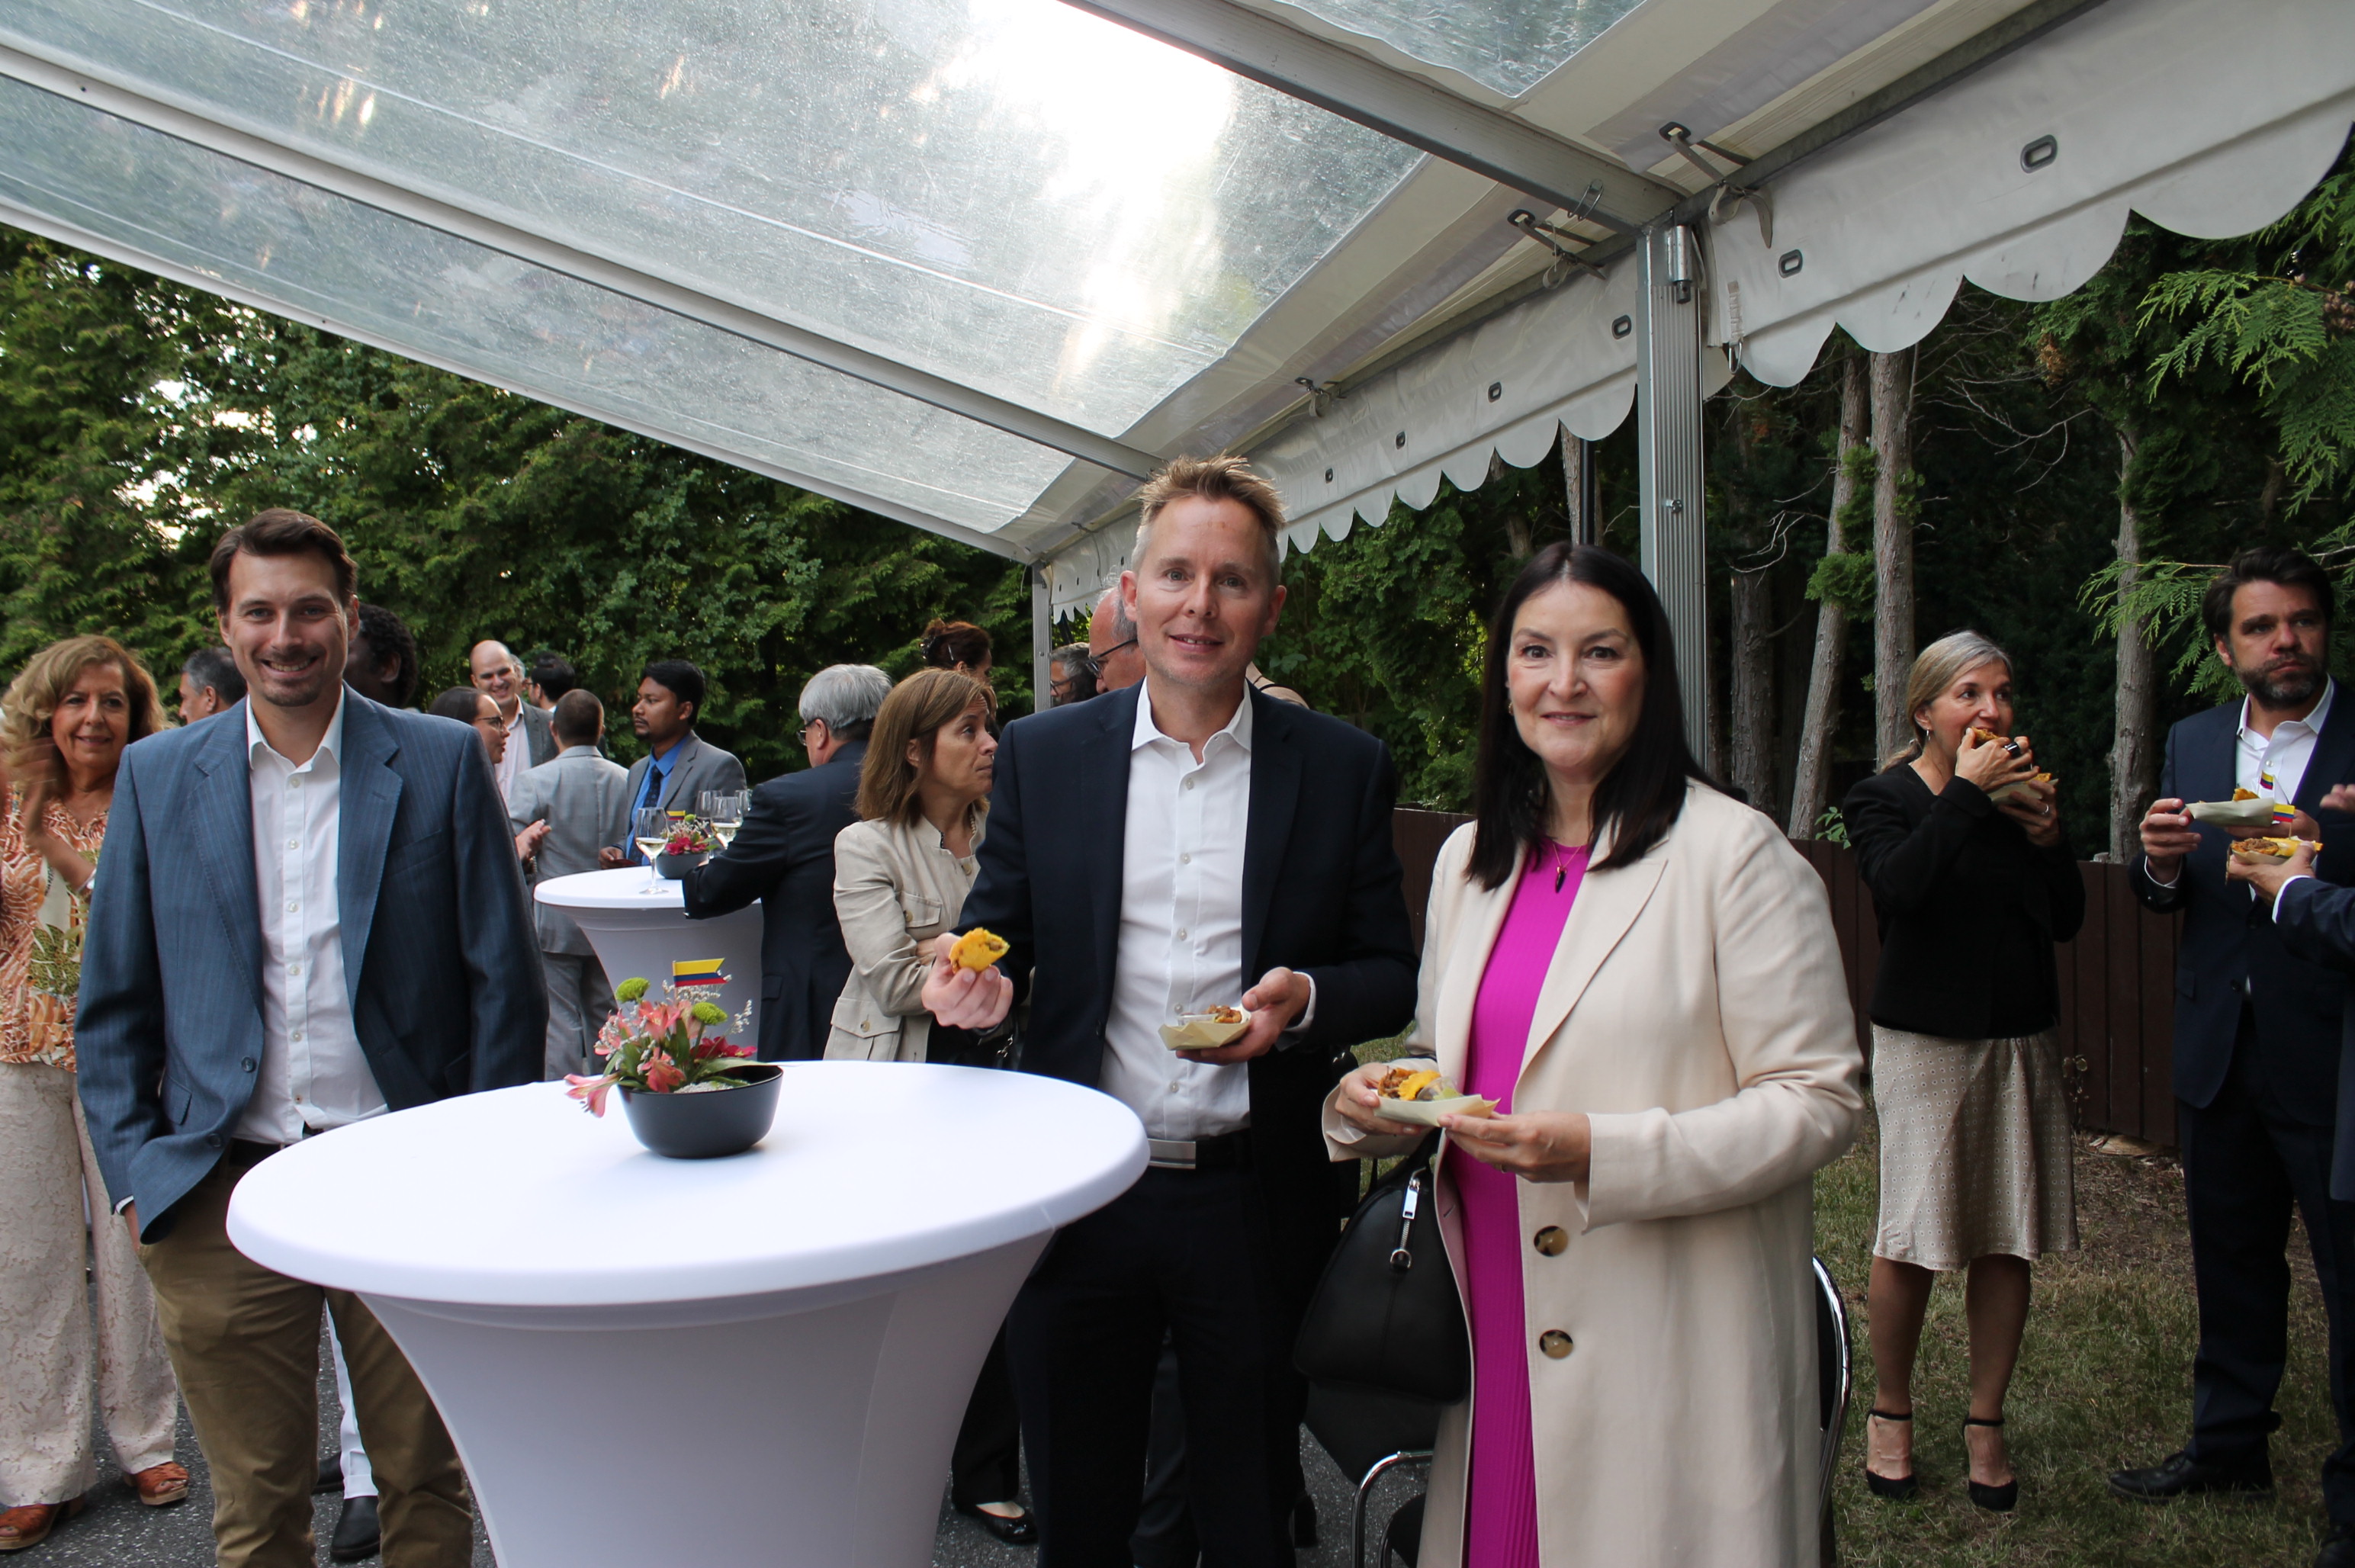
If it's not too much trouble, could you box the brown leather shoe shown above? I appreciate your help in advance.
[0,1496,86,1550]
[131,1462,191,1507]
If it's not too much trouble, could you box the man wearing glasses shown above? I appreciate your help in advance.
[1088,586,1143,696]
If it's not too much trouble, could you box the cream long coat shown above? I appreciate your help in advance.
[824,814,979,1062]
[1325,784,1863,1568]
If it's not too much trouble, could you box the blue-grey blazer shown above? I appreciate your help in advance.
[76,695,547,1239]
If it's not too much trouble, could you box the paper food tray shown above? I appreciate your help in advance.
[1375,1094,1497,1126]
[2186,797,2281,830]
[1160,1011,1251,1051]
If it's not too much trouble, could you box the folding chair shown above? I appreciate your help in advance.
[1302,1382,1441,1568]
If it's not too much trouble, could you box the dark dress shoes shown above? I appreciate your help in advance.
[2318,1522,2355,1568]
[329,1495,381,1563]
[2107,1449,2273,1503]
[953,1502,1037,1546]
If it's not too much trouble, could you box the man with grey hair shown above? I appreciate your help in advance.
[1088,585,1142,696]
[683,664,891,1062]
[471,638,556,802]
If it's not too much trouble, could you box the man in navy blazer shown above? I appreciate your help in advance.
[927,458,1416,1567]
[683,664,889,1061]
[2115,548,2355,1563]
[77,510,543,1568]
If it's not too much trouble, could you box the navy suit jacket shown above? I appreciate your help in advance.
[958,684,1418,1262]
[680,741,866,1062]
[2132,696,2355,1123]
[76,696,546,1239]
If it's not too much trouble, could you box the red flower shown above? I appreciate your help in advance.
[643,1051,685,1094]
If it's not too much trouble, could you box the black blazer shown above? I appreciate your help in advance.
[681,741,866,1063]
[2133,696,2355,1121]
[959,684,1418,1259]
[1844,766,2086,1039]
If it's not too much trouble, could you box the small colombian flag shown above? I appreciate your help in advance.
[2274,802,2299,831]
[673,958,729,988]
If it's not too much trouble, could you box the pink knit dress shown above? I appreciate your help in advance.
[1457,840,1588,1568]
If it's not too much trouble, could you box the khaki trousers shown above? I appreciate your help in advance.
[0,1062,176,1505]
[138,1145,472,1568]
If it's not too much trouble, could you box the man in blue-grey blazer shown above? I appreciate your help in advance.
[76,509,543,1568]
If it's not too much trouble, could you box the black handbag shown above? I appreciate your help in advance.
[1293,1133,1471,1404]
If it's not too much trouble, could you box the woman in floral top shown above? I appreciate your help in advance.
[0,636,185,1551]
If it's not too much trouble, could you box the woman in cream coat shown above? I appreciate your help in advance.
[1328,544,1863,1568]
[827,669,995,1066]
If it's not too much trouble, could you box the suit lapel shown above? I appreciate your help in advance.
[1079,689,1136,989]
[660,735,701,811]
[1518,827,1672,1077]
[189,709,263,1004]
[337,700,404,1001]
[1240,690,1300,977]
[2296,682,2355,814]
[2188,702,2239,806]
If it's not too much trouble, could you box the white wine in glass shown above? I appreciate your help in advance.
[632,807,670,891]
[712,790,747,847]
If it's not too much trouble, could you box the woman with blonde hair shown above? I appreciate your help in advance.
[1326,543,1862,1566]
[826,668,1032,1542]
[1841,629,2081,1510]
[0,636,184,1550]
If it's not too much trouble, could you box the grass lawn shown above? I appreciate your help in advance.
[1351,1036,2339,1563]
[1819,1100,2338,1566]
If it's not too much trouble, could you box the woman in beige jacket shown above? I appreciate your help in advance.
[1327,544,1862,1568]
[824,667,1033,1544]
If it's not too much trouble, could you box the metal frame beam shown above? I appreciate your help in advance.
[1634,223,1711,763]
[1054,0,1682,233]
[0,198,1039,565]
[0,40,1163,482]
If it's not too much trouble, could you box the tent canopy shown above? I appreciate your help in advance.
[2,0,2349,625]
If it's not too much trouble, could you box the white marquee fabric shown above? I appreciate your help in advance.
[0,0,2346,619]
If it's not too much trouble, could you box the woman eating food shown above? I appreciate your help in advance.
[1325,542,1862,1566]
[1840,629,2084,1512]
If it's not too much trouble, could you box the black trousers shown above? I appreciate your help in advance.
[950,1324,1023,1509]
[2181,1023,2355,1521]
[1009,1165,1303,1568]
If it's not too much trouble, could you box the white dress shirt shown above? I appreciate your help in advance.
[233,693,387,1144]
[493,702,529,804]
[1100,692,1257,1142]
[2257,680,2340,918]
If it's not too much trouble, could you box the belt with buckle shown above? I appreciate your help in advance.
[1147,1129,1252,1171]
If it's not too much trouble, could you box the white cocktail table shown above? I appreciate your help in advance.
[536,866,766,1048]
[227,1063,1146,1568]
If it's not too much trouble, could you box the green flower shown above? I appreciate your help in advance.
[616,977,651,1003]
[691,1001,726,1027]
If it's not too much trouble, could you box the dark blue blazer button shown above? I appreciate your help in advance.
[205,1133,224,1149]
[240,1058,256,1072]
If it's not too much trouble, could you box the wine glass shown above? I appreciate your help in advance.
[708,789,747,848]
[632,806,670,892]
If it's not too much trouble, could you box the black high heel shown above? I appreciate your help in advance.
[1964,1416,2018,1512]
[1864,1409,1919,1501]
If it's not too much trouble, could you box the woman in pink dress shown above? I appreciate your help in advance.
[1325,544,1862,1568]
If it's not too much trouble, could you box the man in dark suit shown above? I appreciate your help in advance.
[76,509,545,1568]
[927,456,1417,1568]
[683,664,889,1062]
[2116,548,2355,1566]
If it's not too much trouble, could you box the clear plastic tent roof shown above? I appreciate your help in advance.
[2,0,2350,606]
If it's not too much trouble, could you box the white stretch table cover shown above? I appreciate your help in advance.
[228,1065,1147,1568]
[537,866,766,1052]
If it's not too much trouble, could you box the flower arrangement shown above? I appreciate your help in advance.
[660,818,721,856]
[564,977,756,1116]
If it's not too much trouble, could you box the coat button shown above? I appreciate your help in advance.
[205,1133,224,1149]
[240,1058,256,1073]
[1532,1226,1567,1256]
[1538,1329,1573,1359]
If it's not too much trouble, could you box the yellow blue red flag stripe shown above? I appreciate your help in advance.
[673,958,728,988]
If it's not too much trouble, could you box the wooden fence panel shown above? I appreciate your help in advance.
[1387,811,2182,1147]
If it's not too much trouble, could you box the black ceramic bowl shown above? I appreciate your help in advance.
[653,850,708,879]
[620,1063,782,1158]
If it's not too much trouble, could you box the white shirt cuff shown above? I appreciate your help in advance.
[2273,874,2314,921]
[1284,975,1319,1036]
[2149,864,2180,888]
[112,1194,135,1216]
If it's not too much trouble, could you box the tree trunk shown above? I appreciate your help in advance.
[2110,426,2158,860]
[1562,434,1593,545]
[1788,352,1869,837]
[1729,565,1777,817]
[1871,347,1918,766]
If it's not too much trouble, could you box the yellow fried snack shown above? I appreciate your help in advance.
[949,927,1010,971]
[2233,787,2261,801]
[2230,836,2321,860]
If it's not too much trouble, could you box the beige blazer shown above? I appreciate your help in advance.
[1325,783,1863,1568]
[824,814,980,1062]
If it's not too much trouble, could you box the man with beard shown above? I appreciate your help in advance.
[2119,547,2355,1566]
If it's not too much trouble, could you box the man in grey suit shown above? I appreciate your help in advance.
[510,689,631,1077]
[606,659,747,864]
[76,509,545,1568]
[470,638,556,805]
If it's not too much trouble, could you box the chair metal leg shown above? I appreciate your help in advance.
[1351,1451,1431,1568]
[1814,1255,1852,1546]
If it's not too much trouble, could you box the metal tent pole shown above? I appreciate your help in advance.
[1031,568,1055,710]
[1633,223,1712,763]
